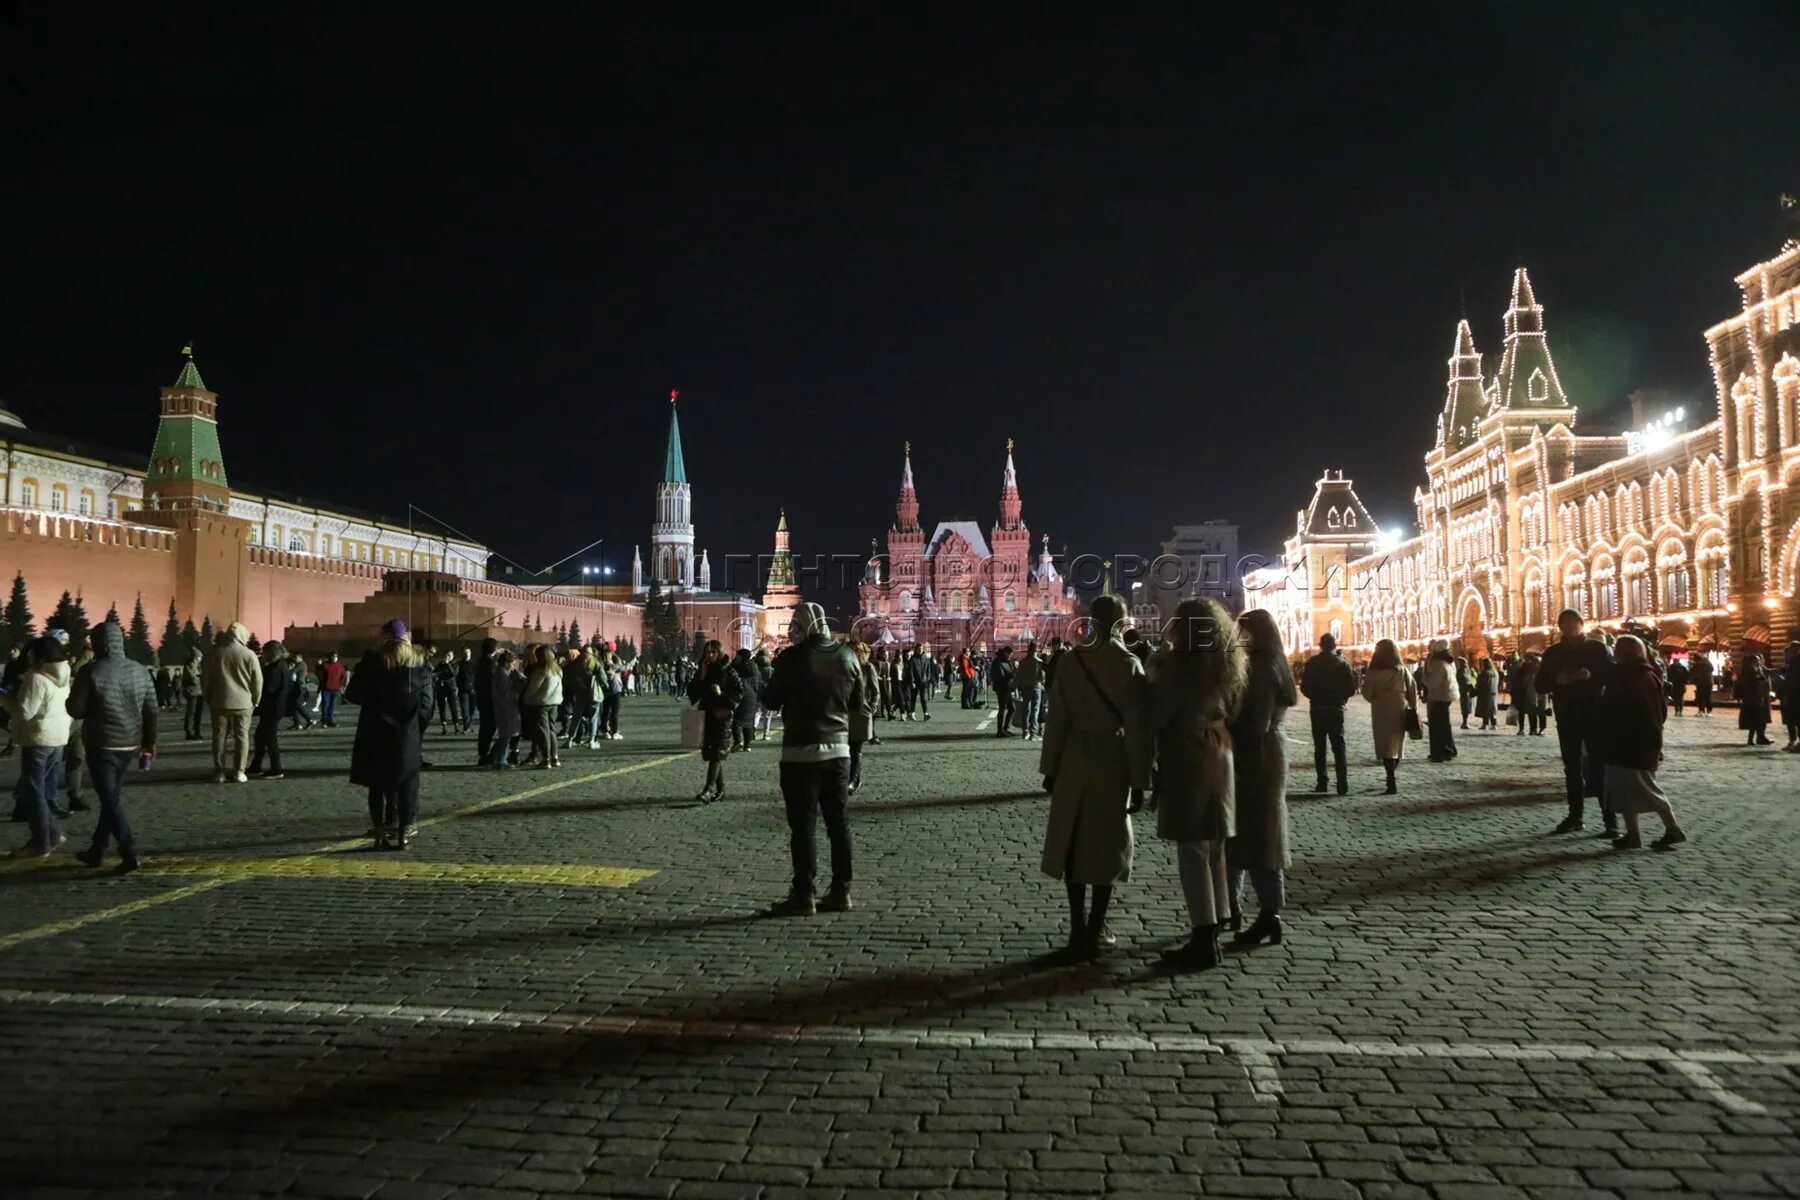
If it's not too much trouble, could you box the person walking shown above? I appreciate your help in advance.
[1015,641,1045,739]
[317,651,348,728]
[456,646,477,730]
[989,645,1018,737]
[1148,598,1245,971]
[848,640,878,796]
[687,640,743,802]
[752,646,777,740]
[1039,595,1151,958]
[433,650,462,734]
[6,636,73,856]
[761,602,862,915]
[203,622,262,784]
[1475,657,1500,730]
[522,645,564,768]
[68,619,158,874]
[906,645,934,722]
[1299,632,1356,795]
[1420,639,1459,763]
[1360,638,1417,795]
[1736,653,1774,746]
[1599,635,1687,850]
[1690,652,1715,715]
[1540,609,1615,835]
[1227,608,1296,948]
[248,639,292,779]
[347,620,434,850]
[730,647,761,752]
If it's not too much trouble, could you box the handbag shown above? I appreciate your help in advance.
[1404,706,1423,739]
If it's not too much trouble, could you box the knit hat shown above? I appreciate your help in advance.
[382,619,409,643]
[46,627,70,645]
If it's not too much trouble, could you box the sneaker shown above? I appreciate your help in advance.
[214,771,227,784]
[234,771,249,783]
[765,892,816,918]
[1651,828,1688,850]
[817,889,853,913]
[260,772,286,780]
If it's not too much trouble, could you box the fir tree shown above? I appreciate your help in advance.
[534,612,544,633]
[552,621,566,652]
[50,590,92,651]
[567,618,582,649]
[689,629,707,661]
[1,572,31,654]
[125,595,156,665]
[642,578,682,663]
[200,616,216,648]
[157,599,183,664]
[181,619,201,655]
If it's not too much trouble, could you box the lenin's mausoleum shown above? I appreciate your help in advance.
[1246,241,1800,663]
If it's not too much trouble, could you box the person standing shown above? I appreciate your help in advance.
[348,620,434,850]
[1015,641,1045,739]
[761,603,862,915]
[1599,635,1687,850]
[1039,595,1151,958]
[958,649,978,709]
[1735,653,1774,746]
[1666,654,1690,717]
[488,650,523,767]
[6,636,73,856]
[1539,609,1615,835]
[181,645,206,740]
[848,640,878,796]
[60,633,94,814]
[1227,609,1297,948]
[1690,652,1715,715]
[1149,599,1245,971]
[599,649,625,741]
[433,650,461,734]
[1455,655,1475,729]
[1781,643,1800,752]
[1299,632,1356,795]
[752,646,777,739]
[988,645,1018,737]
[686,641,742,801]
[286,652,314,731]
[203,622,262,784]
[522,645,564,768]
[1420,639,1459,763]
[1360,638,1417,795]
[906,646,934,722]
[455,646,477,731]
[317,651,348,728]
[1513,651,1544,736]
[730,647,761,752]
[68,619,158,873]
[1475,658,1500,730]
[248,640,292,779]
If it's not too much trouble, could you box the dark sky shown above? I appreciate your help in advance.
[10,6,1797,609]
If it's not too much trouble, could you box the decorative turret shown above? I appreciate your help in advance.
[1490,267,1570,413]
[760,510,801,645]
[1035,534,1061,583]
[144,345,231,514]
[631,544,644,593]
[697,548,711,592]
[649,389,696,591]
[1437,319,1487,451]
[998,437,1022,530]
[896,441,921,532]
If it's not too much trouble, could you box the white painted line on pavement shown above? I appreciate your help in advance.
[0,987,1792,1114]
[976,711,997,730]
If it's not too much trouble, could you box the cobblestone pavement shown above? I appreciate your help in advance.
[1,694,1795,1199]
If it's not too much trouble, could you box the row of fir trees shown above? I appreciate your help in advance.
[1,570,213,666]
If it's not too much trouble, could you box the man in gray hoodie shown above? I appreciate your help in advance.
[67,620,158,874]
[759,602,863,916]
[202,621,262,783]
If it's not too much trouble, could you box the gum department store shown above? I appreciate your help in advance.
[1246,241,1800,661]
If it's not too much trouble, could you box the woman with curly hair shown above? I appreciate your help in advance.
[1227,608,1297,948]
[1148,598,1247,971]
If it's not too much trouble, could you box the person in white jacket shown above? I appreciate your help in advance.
[1420,638,1460,763]
[7,636,74,856]
[520,645,564,769]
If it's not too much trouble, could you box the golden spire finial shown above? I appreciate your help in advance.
[1006,436,1015,453]
[181,342,194,358]
[904,439,911,454]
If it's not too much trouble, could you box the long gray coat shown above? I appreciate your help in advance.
[1147,653,1235,844]
[1227,656,1295,871]
[1360,666,1415,760]
[1039,638,1152,885]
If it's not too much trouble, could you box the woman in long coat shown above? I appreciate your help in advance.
[489,651,523,767]
[686,639,743,803]
[1512,652,1541,736]
[1736,653,1773,745]
[347,620,434,850]
[1148,598,1246,970]
[1599,635,1686,849]
[1474,658,1500,729]
[1227,608,1297,948]
[1359,638,1415,794]
[1039,594,1152,958]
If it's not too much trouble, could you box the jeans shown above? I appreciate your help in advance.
[1177,839,1228,926]
[1310,706,1346,786]
[20,745,64,848]
[460,690,476,727]
[1555,713,1609,827]
[212,710,252,774]
[780,759,853,896]
[960,678,976,708]
[366,777,421,831]
[320,690,340,726]
[88,748,136,858]
[600,693,621,736]
[249,713,282,773]
[911,685,930,718]
[848,741,863,789]
[1228,859,1284,917]
[1426,700,1455,760]
[1020,686,1043,736]
[183,695,205,739]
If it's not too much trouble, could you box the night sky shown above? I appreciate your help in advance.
[10,7,1797,612]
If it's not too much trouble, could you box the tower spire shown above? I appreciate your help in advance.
[1437,319,1485,451]
[895,441,920,532]
[1493,267,1570,412]
[998,437,1022,530]
[662,391,687,484]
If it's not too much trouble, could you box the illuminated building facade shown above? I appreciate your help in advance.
[1246,244,1800,659]
[856,442,1077,652]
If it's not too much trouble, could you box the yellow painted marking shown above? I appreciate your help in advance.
[147,856,657,888]
[0,750,696,952]
[0,878,233,952]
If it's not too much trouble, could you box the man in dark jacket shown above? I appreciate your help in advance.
[1665,655,1690,716]
[67,620,157,874]
[1299,633,1358,795]
[905,646,933,721]
[473,637,498,765]
[1539,609,1616,834]
[760,603,863,917]
[731,648,762,751]
[988,646,1018,737]
[1689,653,1714,714]
[249,640,294,779]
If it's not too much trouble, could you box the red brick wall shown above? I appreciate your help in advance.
[0,509,180,633]
[243,549,393,645]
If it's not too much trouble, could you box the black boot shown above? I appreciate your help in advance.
[1383,760,1397,794]
[1233,912,1283,947]
[1159,925,1219,970]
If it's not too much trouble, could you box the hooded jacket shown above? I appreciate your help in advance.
[760,602,862,762]
[1420,641,1459,705]
[8,658,73,748]
[66,621,158,752]
[203,622,263,712]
